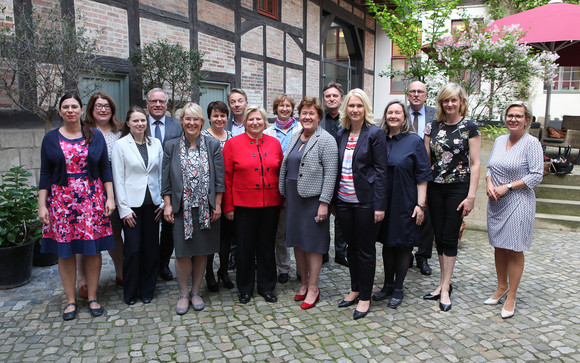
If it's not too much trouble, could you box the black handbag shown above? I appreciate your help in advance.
[550,146,574,175]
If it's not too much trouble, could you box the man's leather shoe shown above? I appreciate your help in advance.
[335,256,349,267]
[387,296,403,309]
[409,254,414,268]
[141,297,152,304]
[338,298,358,308]
[159,266,173,281]
[259,291,278,303]
[239,293,251,304]
[126,299,137,305]
[277,273,289,284]
[417,259,432,276]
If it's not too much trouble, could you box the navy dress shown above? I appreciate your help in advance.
[379,133,432,247]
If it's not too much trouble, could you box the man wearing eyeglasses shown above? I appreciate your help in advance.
[407,81,436,276]
[146,88,183,281]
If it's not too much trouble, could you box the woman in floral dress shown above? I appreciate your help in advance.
[38,93,116,320]
[422,83,481,312]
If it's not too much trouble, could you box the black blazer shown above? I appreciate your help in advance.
[336,123,387,211]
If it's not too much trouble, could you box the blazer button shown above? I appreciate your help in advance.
[256,184,260,188]
[299,174,303,177]
[250,141,253,144]
[268,184,271,187]
[301,163,304,166]
[253,154,256,157]
[255,168,258,172]
[267,168,270,171]
[264,153,268,157]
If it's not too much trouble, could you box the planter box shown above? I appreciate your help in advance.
[0,241,34,289]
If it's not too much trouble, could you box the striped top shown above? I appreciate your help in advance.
[338,136,359,203]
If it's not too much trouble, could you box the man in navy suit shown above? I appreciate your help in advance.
[407,81,436,276]
[225,88,248,136]
[146,88,183,281]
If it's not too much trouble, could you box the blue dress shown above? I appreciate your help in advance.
[378,133,432,247]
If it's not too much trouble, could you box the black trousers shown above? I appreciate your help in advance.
[334,219,348,260]
[335,201,378,301]
[122,204,160,303]
[235,206,279,295]
[159,218,174,269]
[427,182,469,257]
[415,210,434,261]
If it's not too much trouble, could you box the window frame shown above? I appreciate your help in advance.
[550,66,580,93]
[257,0,279,20]
[390,42,407,95]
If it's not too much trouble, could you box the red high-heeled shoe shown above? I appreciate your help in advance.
[294,290,308,301]
[300,290,320,309]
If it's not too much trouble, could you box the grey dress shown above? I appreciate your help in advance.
[486,133,543,251]
[285,139,330,254]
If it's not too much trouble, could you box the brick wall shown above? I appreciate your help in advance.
[285,68,303,103]
[266,64,284,113]
[282,0,303,28]
[266,26,284,61]
[241,0,252,10]
[140,0,188,17]
[241,26,263,55]
[364,73,374,107]
[365,32,375,71]
[75,0,129,58]
[198,33,235,73]
[241,58,264,106]
[285,35,303,66]
[306,58,320,97]
[140,18,190,50]
[197,0,235,33]
[306,1,320,54]
[338,0,352,13]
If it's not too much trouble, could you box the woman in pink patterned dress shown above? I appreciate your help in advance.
[38,93,116,321]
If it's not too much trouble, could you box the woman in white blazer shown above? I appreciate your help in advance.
[112,106,164,305]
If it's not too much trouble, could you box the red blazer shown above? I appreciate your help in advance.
[222,132,283,213]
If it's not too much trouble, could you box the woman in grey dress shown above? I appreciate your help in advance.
[279,97,338,309]
[485,101,543,319]
[162,103,225,314]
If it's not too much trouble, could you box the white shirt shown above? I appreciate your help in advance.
[409,105,427,139]
[149,115,167,142]
[231,120,245,137]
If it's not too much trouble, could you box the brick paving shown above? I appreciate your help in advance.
[1,227,580,362]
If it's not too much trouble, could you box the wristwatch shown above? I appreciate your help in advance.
[417,204,427,212]
[507,183,513,191]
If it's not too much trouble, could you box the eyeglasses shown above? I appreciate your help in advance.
[95,104,111,110]
[148,99,167,104]
[506,114,525,120]
[407,90,426,95]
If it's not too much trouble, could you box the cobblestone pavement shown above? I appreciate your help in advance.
[1,227,580,362]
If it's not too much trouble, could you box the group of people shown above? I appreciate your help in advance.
[38,80,543,321]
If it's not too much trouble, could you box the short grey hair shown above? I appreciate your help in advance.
[504,101,533,121]
[146,88,169,102]
[228,88,247,102]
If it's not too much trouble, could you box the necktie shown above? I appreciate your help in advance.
[413,111,420,133]
[154,120,162,143]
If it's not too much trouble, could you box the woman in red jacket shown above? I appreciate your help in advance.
[223,105,283,304]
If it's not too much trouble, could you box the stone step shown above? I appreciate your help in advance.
[535,213,580,232]
[535,184,580,201]
[541,173,580,186]
[536,198,580,217]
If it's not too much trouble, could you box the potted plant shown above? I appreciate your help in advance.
[0,165,42,289]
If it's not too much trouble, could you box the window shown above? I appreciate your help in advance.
[390,43,407,94]
[551,66,580,92]
[322,23,358,92]
[258,0,278,19]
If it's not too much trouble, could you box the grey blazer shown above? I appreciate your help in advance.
[425,105,436,126]
[279,126,338,204]
[162,136,225,214]
[148,116,182,146]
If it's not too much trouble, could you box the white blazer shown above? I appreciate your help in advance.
[111,135,163,219]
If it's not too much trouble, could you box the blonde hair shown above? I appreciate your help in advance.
[181,102,206,128]
[339,88,375,129]
[243,105,268,130]
[435,83,468,122]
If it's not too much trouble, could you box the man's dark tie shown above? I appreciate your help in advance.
[413,111,420,133]
[154,120,162,143]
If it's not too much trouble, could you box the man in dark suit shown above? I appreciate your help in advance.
[320,83,348,267]
[407,80,436,276]
[146,88,183,281]
[225,88,248,136]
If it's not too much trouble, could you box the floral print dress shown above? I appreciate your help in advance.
[424,118,480,184]
[42,135,113,257]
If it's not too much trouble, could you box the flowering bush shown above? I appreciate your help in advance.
[433,19,559,121]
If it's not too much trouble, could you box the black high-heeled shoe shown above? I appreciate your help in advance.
[217,268,234,289]
[206,269,219,292]
[423,284,453,300]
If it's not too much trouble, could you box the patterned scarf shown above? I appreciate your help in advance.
[275,116,296,130]
[179,134,211,239]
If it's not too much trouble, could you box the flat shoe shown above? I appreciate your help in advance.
[190,292,205,311]
[338,298,359,308]
[88,299,104,317]
[175,294,190,315]
[484,289,509,305]
[62,302,77,321]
